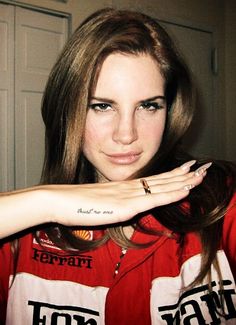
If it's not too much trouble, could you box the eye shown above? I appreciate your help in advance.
[89,103,112,112]
[139,101,164,111]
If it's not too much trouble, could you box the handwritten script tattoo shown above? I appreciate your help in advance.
[77,208,113,215]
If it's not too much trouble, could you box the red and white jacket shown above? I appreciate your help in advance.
[0,195,236,324]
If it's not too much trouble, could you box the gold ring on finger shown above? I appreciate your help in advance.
[140,178,152,195]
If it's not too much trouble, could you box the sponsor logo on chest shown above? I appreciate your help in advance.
[28,301,99,325]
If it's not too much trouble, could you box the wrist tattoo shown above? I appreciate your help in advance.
[77,208,113,215]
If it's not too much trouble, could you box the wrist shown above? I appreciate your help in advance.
[29,186,55,225]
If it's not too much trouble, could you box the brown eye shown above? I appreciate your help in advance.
[139,102,163,111]
[89,103,112,112]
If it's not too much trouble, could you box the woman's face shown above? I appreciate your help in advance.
[83,53,167,182]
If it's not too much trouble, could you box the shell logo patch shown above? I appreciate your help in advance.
[72,230,93,240]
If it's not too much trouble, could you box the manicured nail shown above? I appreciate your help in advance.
[183,184,195,191]
[194,162,212,176]
[181,160,197,171]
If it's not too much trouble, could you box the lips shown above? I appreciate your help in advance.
[105,152,142,165]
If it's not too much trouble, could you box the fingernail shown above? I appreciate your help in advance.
[181,160,197,170]
[183,184,195,191]
[194,162,212,176]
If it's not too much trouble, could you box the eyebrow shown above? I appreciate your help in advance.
[90,95,166,104]
[90,97,115,104]
[140,96,166,103]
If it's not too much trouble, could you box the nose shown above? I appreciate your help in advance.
[112,112,138,145]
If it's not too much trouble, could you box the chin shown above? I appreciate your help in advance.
[108,175,131,181]
[98,169,139,182]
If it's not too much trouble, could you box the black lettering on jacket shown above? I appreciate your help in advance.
[158,280,236,324]
[28,301,99,325]
[32,248,93,269]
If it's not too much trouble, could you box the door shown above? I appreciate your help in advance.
[161,22,217,159]
[0,4,69,191]
[15,7,68,189]
[0,4,14,191]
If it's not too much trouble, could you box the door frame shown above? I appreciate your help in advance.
[155,15,223,159]
[0,0,72,34]
[0,0,71,190]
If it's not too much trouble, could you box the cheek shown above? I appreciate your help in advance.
[83,124,97,154]
[83,117,110,153]
[140,116,166,147]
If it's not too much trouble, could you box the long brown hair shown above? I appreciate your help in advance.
[40,8,235,286]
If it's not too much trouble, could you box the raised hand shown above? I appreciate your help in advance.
[50,160,211,227]
[0,161,211,238]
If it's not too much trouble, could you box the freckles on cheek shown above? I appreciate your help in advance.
[140,120,166,151]
[83,119,94,147]
[84,120,107,152]
[142,122,165,138]
[84,113,97,133]
[84,126,97,150]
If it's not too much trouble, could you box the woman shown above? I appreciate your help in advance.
[0,8,235,324]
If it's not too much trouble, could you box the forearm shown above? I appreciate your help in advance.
[0,187,51,239]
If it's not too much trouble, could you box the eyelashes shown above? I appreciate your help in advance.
[139,101,165,111]
[89,101,165,113]
[89,103,112,112]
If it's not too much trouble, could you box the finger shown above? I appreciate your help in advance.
[114,172,203,200]
[148,169,207,188]
[143,172,196,186]
[127,188,191,217]
[146,179,196,194]
[140,161,212,186]
[137,173,206,199]
[145,160,197,181]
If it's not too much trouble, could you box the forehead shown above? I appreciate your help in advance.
[93,53,165,97]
